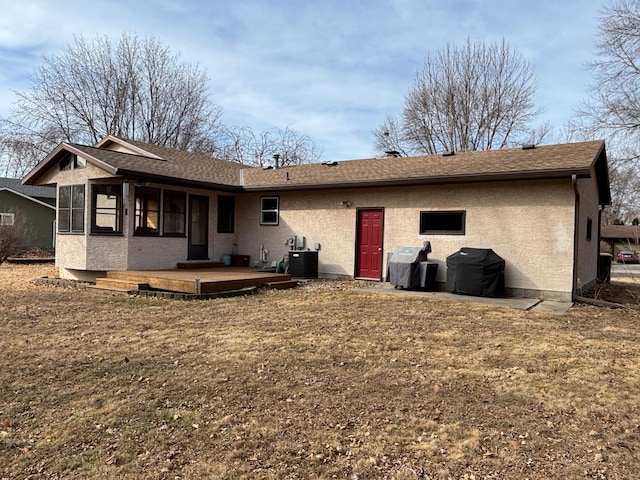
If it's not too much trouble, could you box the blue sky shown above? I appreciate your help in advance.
[0,0,605,160]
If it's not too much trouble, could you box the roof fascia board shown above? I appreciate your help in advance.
[241,167,593,192]
[22,143,119,185]
[95,135,163,159]
[115,170,244,193]
[0,187,56,209]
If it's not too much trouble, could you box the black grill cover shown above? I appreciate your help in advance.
[446,248,505,297]
[388,241,431,288]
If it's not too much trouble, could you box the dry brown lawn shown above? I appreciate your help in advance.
[1,264,640,479]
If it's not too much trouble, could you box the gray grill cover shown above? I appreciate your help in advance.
[446,247,505,297]
[388,241,431,288]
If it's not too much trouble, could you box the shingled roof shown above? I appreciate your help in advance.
[1,177,56,199]
[23,140,246,191]
[243,140,607,189]
[22,137,610,204]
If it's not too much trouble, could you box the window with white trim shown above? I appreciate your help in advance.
[260,196,279,225]
[0,212,15,226]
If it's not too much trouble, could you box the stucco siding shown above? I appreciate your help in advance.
[235,180,577,298]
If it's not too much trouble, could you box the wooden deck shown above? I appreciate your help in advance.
[94,267,294,295]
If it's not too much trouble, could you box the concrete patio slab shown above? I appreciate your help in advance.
[356,283,573,314]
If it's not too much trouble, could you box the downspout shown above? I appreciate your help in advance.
[572,174,580,300]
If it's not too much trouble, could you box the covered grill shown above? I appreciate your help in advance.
[446,247,505,297]
[387,241,437,289]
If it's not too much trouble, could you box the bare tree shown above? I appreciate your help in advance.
[218,126,322,167]
[1,33,224,175]
[578,0,640,144]
[0,209,34,264]
[0,33,323,176]
[374,38,546,156]
[571,0,640,224]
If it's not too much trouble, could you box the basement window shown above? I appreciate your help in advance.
[420,210,466,235]
[260,196,279,226]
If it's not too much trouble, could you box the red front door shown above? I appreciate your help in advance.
[356,208,384,280]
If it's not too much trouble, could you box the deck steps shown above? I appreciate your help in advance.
[177,261,225,269]
[264,280,300,290]
[93,277,150,291]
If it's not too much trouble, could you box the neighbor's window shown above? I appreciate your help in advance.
[420,210,466,235]
[91,184,123,234]
[260,196,279,225]
[58,185,85,233]
[162,190,186,236]
[134,187,160,235]
[586,217,593,241]
[0,212,15,226]
[217,195,235,233]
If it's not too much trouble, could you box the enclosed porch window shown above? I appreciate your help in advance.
[134,187,160,235]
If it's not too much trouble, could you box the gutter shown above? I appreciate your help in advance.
[572,174,579,301]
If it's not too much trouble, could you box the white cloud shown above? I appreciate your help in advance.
[0,0,607,159]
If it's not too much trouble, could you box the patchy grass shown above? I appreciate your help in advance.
[1,264,639,479]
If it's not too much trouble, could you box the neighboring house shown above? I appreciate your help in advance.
[0,177,56,250]
[22,136,610,301]
[600,224,640,255]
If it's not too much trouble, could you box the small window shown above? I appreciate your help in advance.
[59,155,71,171]
[91,184,123,234]
[59,153,84,170]
[58,185,85,233]
[260,196,279,226]
[134,187,160,235]
[0,212,15,226]
[587,217,593,241]
[420,210,466,235]
[217,195,235,233]
[163,190,186,236]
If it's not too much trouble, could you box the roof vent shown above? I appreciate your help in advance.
[263,166,273,170]
[522,143,535,150]
[322,161,339,167]
[272,153,280,169]
[442,150,455,157]
[384,150,401,158]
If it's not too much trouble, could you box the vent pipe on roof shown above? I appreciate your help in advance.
[522,143,535,150]
[273,153,280,169]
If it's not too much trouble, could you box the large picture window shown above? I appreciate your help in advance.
[217,195,235,233]
[420,210,466,235]
[91,184,123,234]
[260,196,279,226]
[162,190,186,236]
[58,185,85,233]
[134,187,160,235]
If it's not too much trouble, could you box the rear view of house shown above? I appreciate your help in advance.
[22,136,610,301]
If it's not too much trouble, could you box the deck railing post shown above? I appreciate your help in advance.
[195,276,201,296]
